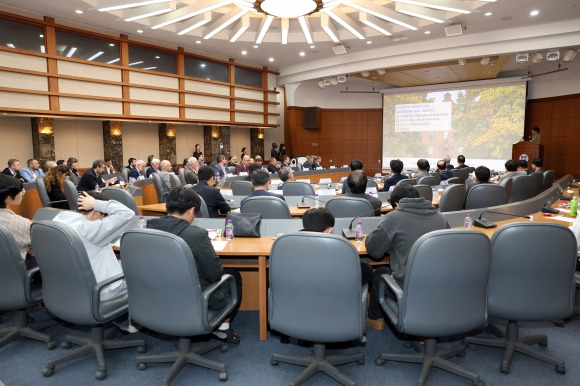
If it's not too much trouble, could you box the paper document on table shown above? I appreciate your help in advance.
[110,235,121,248]
[558,208,570,214]
[211,240,229,251]
[551,216,576,223]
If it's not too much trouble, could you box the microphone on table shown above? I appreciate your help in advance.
[342,209,380,239]
[568,182,579,188]
[297,195,328,208]
[473,210,531,229]
[542,199,560,214]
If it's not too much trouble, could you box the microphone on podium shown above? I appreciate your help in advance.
[342,209,379,239]
[473,210,531,229]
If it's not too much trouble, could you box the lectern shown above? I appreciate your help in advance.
[512,142,543,169]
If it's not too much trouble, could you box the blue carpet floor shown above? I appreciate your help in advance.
[1,309,580,385]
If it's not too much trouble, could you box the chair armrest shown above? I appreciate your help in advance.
[91,273,127,319]
[47,199,68,207]
[378,274,403,327]
[361,282,369,334]
[24,266,42,303]
[200,274,238,331]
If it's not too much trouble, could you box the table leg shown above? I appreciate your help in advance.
[258,255,267,341]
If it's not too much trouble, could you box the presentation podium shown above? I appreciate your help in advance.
[512,142,543,169]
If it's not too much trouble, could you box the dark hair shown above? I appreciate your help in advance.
[7,159,18,168]
[77,191,109,215]
[474,166,490,183]
[350,159,363,171]
[248,162,262,174]
[517,159,528,169]
[504,160,517,172]
[195,143,200,149]
[532,158,543,167]
[67,157,78,167]
[56,159,65,166]
[532,126,540,133]
[251,169,271,186]
[457,155,465,164]
[347,170,367,194]
[302,208,335,232]
[241,147,247,153]
[417,159,430,171]
[390,159,403,174]
[104,158,112,163]
[0,175,24,208]
[127,157,136,167]
[278,167,292,182]
[389,185,419,209]
[197,165,215,182]
[436,160,447,171]
[166,187,201,216]
[272,142,277,148]
[92,159,105,169]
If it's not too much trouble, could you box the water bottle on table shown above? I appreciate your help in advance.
[137,216,147,229]
[464,213,473,229]
[355,221,363,242]
[225,219,234,240]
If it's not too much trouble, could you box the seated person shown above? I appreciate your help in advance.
[45,164,71,209]
[158,160,173,195]
[531,158,544,174]
[302,207,372,284]
[241,169,284,206]
[455,155,468,169]
[2,159,24,181]
[281,155,291,168]
[443,155,454,170]
[302,155,314,170]
[498,159,526,183]
[146,158,160,178]
[147,187,242,343]
[244,162,263,181]
[128,159,145,180]
[436,159,453,181]
[343,170,382,216]
[414,159,430,182]
[342,159,363,194]
[277,167,293,190]
[227,155,238,167]
[192,166,231,218]
[365,185,450,331]
[312,156,322,169]
[67,157,80,177]
[53,191,134,301]
[77,159,117,192]
[266,157,280,173]
[183,157,199,185]
[382,159,407,192]
[214,155,229,180]
[0,175,37,269]
[234,155,250,175]
[517,159,530,174]
[465,166,491,208]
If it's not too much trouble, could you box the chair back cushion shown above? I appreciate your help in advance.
[231,180,254,196]
[530,172,543,195]
[0,224,29,309]
[325,197,374,218]
[488,223,576,321]
[281,181,315,196]
[541,170,555,192]
[241,196,291,219]
[464,184,507,210]
[102,188,139,215]
[417,176,437,186]
[35,176,51,207]
[63,179,79,210]
[400,230,491,337]
[151,173,166,203]
[508,175,537,203]
[413,184,433,202]
[121,229,209,336]
[169,173,181,189]
[437,184,466,212]
[268,233,364,342]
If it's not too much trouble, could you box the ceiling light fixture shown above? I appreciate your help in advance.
[361,71,370,77]
[317,80,325,88]
[480,57,490,65]
[457,59,466,66]
[376,69,386,75]
[515,53,529,63]
[563,49,577,63]
[394,0,472,15]
[259,0,323,17]
[98,0,173,12]
[531,52,543,64]
[546,49,560,61]
[87,51,104,61]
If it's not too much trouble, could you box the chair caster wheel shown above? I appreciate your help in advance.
[556,365,566,374]
[61,341,72,349]
[538,341,548,347]
[280,336,290,344]
[375,357,385,366]
[473,380,485,386]
[137,362,147,371]
[357,358,365,365]
[42,365,55,377]
[137,343,147,353]
[220,344,229,352]
[95,369,107,380]
[219,371,228,381]
[46,341,56,350]
[500,365,510,374]
[271,358,279,366]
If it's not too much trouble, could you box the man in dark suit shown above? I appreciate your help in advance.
[382,159,407,192]
[1,159,24,181]
[436,160,453,181]
[455,155,468,169]
[192,166,231,218]
[343,170,382,216]
[213,155,229,180]
[77,159,117,192]
[183,157,199,184]
[240,170,284,206]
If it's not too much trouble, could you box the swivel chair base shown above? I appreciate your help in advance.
[271,343,364,386]
[0,309,55,349]
[376,338,484,386]
[42,325,146,380]
[464,321,565,375]
[136,337,229,385]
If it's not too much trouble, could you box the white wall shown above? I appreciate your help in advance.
[54,119,103,168]
[176,124,204,163]
[527,61,580,100]
[0,117,33,164]
[230,127,251,159]
[122,122,159,165]
[290,80,382,108]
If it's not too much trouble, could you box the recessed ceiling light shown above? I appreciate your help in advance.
[424,31,431,34]
[109,43,115,46]
[241,50,247,55]
[253,45,258,48]
[484,12,492,16]
[75,10,83,14]
[268,57,274,62]
[137,29,143,33]
[366,41,372,44]
[310,45,315,48]
[196,40,202,44]
[530,10,539,16]
[299,52,305,56]
[200,63,206,67]
[39,34,44,38]
[155,55,160,59]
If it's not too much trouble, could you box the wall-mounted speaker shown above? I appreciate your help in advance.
[304,107,320,130]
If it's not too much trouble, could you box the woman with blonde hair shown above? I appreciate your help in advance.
[45,164,71,209]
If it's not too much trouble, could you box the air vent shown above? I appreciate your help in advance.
[515,53,529,63]
[546,50,560,61]
[445,24,463,37]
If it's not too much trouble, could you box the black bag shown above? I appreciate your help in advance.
[225,212,262,237]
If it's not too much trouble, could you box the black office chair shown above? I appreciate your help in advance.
[376,230,491,386]
[417,176,437,186]
[151,173,167,203]
[428,172,442,185]
[197,195,210,218]
[464,184,508,210]
[530,172,544,195]
[464,223,576,375]
[102,188,139,215]
[414,184,433,202]
[36,176,67,208]
[63,178,79,211]
[241,196,291,219]
[169,173,181,189]
[231,180,254,196]
[437,184,466,212]
[269,233,366,385]
[121,229,238,384]
[121,168,129,184]
[30,221,146,380]
[325,197,374,218]
[498,177,513,199]
[0,224,55,349]
[451,168,468,184]
[446,177,461,184]
[281,181,315,196]
[396,178,417,186]
[508,175,537,203]
[542,170,555,192]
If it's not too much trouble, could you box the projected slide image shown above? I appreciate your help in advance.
[382,83,526,171]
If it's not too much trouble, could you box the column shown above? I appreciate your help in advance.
[31,117,55,164]
[102,121,123,169]
[159,123,176,165]
[203,125,231,164]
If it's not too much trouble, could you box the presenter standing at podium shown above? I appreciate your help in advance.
[530,127,541,144]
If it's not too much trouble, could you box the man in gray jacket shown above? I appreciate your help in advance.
[365,185,450,331]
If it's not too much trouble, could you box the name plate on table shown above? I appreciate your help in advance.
[239,172,248,176]
[296,179,311,184]
[319,178,332,184]
[220,189,233,197]
[318,189,336,196]
[366,187,378,195]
